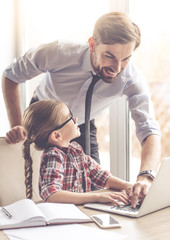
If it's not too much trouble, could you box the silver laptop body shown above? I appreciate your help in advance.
[84,157,170,218]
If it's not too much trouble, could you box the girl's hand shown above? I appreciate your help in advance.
[96,191,130,205]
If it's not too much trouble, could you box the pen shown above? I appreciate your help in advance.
[2,207,12,219]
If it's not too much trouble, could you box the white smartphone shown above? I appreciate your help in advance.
[91,213,121,229]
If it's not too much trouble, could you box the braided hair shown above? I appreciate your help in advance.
[22,100,64,199]
[23,138,33,199]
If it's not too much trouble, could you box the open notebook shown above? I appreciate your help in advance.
[0,199,91,230]
[84,157,170,218]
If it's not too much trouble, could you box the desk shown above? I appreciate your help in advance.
[1,206,170,240]
[80,205,170,240]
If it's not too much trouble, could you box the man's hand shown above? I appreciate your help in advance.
[6,126,26,144]
[128,135,161,208]
[128,176,152,208]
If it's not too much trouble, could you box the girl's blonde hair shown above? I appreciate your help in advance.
[93,12,141,49]
[22,100,64,199]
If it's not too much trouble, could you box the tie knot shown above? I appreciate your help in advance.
[91,72,100,83]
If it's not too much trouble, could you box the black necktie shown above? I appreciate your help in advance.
[84,74,100,155]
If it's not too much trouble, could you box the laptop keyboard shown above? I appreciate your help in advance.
[110,204,140,212]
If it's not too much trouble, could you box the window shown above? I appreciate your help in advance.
[129,0,170,181]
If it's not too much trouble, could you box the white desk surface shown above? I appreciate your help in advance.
[79,205,170,240]
[1,204,170,240]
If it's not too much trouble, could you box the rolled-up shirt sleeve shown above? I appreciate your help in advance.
[3,42,58,83]
[3,49,43,83]
[123,67,161,144]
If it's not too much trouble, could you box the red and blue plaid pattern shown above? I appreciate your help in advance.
[39,141,111,200]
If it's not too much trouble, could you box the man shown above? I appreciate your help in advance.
[2,12,161,207]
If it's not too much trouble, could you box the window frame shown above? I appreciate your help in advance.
[109,0,130,181]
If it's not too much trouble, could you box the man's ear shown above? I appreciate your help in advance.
[49,131,62,143]
[88,37,96,53]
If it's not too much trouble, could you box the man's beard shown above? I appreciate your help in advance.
[91,52,122,83]
[94,66,120,84]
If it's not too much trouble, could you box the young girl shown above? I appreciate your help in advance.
[23,100,132,205]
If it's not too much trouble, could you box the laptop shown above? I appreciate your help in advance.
[84,157,170,218]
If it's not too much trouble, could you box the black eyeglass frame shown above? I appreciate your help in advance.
[49,111,76,134]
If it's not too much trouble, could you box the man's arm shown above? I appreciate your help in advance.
[2,76,26,143]
[140,134,161,171]
[131,134,161,207]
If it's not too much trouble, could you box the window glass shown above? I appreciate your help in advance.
[129,0,170,181]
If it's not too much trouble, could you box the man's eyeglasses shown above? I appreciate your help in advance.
[49,111,76,136]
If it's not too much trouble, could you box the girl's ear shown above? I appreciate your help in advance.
[88,37,96,53]
[49,131,62,143]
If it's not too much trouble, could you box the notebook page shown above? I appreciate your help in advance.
[0,199,45,226]
[37,202,90,223]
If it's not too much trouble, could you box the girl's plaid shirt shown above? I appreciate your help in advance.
[39,141,111,200]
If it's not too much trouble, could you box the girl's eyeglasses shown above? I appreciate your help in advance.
[48,111,76,138]
[54,111,76,130]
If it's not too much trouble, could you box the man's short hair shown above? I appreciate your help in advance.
[93,12,141,49]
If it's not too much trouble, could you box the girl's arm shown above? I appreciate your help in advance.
[46,189,130,205]
[104,175,132,191]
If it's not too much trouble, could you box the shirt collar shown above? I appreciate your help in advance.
[81,47,94,72]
